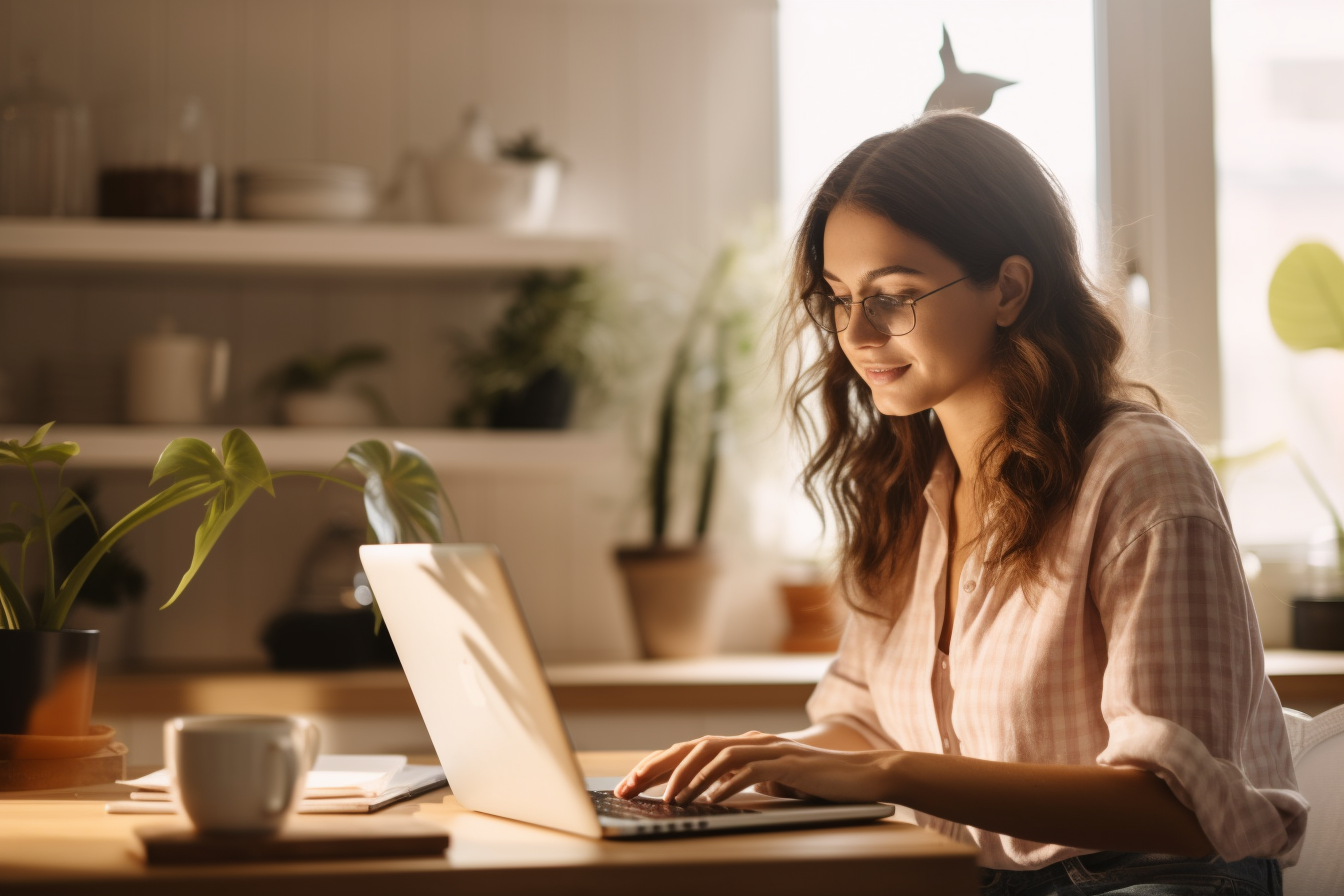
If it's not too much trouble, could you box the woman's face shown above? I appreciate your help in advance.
[821,203,1021,419]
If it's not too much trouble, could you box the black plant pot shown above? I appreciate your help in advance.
[1291,596,1344,650]
[0,629,99,736]
[489,367,575,429]
[261,610,399,670]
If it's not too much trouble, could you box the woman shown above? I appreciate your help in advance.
[615,112,1306,894]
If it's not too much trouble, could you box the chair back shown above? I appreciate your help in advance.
[1282,704,1344,895]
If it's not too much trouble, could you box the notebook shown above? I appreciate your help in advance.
[358,543,893,838]
[108,758,446,815]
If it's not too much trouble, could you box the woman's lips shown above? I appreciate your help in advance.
[866,364,911,385]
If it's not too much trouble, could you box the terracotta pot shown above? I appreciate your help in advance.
[778,582,841,653]
[615,545,719,659]
[0,630,99,736]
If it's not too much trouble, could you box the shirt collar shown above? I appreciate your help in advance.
[922,444,957,536]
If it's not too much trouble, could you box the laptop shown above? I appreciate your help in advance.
[358,543,894,838]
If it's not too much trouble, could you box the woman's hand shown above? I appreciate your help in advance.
[614,731,899,806]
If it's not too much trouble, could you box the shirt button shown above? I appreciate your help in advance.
[962,580,976,593]
[942,737,951,750]
[941,658,947,670]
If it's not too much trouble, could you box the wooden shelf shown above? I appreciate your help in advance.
[0,218,613,273]
[0,424,623,472]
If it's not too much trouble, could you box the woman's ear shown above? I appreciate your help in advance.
[995,255,1033,327]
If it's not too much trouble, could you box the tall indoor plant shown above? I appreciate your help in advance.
[0,423,454,738]
[615,245,754,658]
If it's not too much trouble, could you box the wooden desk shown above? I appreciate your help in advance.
[0,752,980,896]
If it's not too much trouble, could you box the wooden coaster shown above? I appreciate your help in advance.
[0,742,128,791]
[135,817,450,865]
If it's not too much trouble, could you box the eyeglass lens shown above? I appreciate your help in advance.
[805,293,915,337]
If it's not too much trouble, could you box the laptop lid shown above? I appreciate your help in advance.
[359,543,603,837]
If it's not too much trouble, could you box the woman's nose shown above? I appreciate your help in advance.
[840,305,888,349]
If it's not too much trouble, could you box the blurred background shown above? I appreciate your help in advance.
[3,0,1343,759]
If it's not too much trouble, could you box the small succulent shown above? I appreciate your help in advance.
[498,131,557,163]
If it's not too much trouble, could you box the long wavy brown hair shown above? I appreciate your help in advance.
[783,111,1156,613]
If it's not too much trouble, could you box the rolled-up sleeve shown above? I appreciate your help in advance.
[807,618,899,750]
[1091,515,1309,861]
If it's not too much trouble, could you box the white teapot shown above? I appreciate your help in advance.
[125,318,229,424]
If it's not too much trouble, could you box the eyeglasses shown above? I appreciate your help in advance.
[802,275,970,337]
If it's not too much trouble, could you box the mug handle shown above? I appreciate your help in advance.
[301,720,321,772]
[264,736,299,818]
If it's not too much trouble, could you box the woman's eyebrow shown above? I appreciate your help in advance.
[821,264,925,284]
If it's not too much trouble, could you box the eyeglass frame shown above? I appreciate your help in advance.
[803,274,971,337]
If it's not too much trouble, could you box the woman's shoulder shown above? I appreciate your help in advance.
[1076,407,1229,539]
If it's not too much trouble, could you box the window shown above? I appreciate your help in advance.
[778,0,1098,268]
[1213,0,1344,550]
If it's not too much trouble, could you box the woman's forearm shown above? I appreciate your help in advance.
[884,751,1214,857]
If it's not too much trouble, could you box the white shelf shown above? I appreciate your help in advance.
[0,218,613,273]
[0,425,623,473]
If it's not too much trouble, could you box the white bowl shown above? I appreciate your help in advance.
[241,185,374,221]
[281,391,378,427]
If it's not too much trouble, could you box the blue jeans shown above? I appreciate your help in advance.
[979,851,1283,895]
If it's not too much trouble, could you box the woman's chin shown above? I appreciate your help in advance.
[870,388,929,419]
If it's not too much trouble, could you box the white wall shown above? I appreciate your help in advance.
[0,0,783,664]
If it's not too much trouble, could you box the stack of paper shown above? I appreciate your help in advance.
[107,755,446,815]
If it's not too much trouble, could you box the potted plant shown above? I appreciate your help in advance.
[1268,241,1344,649]
[615,245,756,658]
[258,343,393,427]
[0,423,453,744]
[452,268,608,429]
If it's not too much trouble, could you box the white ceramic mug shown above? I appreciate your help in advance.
[165,715,320,836]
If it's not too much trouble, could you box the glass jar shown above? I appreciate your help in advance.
[98,96,218,219]
[0,68,92,217]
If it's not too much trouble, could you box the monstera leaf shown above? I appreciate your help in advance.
[41,430,273,628]
[151,431,275,609]
[343,440,458,545]
[1268,243,1344,352]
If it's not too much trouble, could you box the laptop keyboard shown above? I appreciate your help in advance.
[588,790,758,822]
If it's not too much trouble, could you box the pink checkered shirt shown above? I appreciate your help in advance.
[807,410,1308,870]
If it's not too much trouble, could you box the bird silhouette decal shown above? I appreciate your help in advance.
[924,26,1016,116]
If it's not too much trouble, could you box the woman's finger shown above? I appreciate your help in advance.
[671,744,779,804]
[617,740,707,797]
[703,760,780,803]
[663,738,749,803]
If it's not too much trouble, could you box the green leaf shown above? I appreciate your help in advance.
[0,561,35,629]
[159,430,275,609]
[42,429,275,628]
[24,422,54,449]
[55,488,100,539]
[0,522,25,545]
[1269,242,1344,351]
[42,478,221,629]
[150,437,227,487]
[0,423,79,469]
[343,440,456,544]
